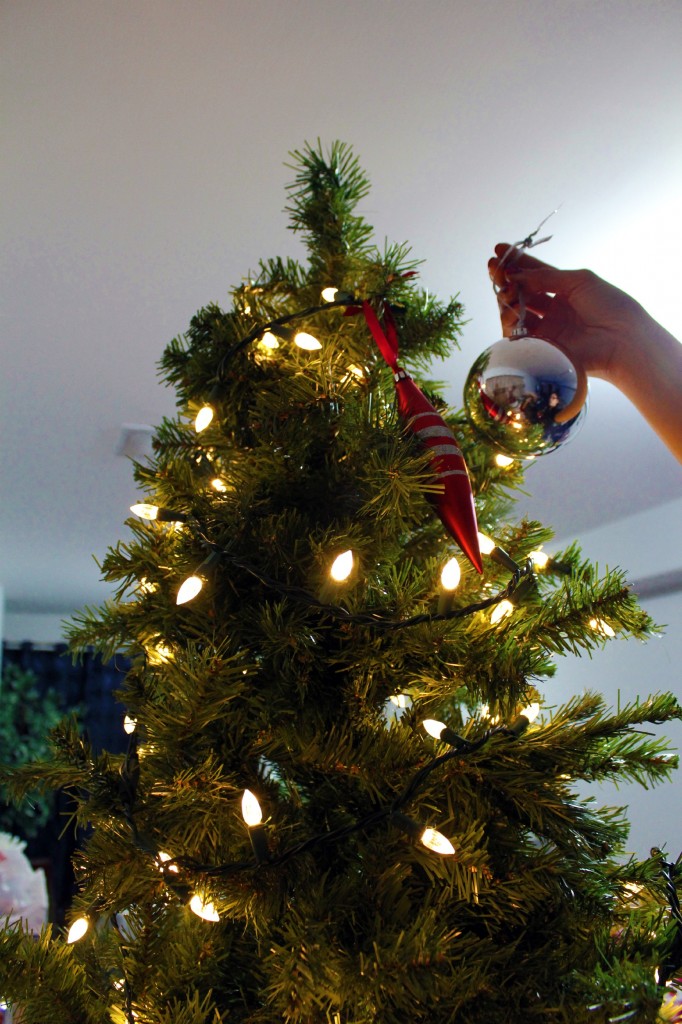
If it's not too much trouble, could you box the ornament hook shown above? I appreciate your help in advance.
[493,208,560,337]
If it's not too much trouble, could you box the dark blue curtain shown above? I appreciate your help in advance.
[3,642,130,755]
[2,642,130,924]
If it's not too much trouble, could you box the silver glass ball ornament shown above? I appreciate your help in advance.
[463,334,588,458]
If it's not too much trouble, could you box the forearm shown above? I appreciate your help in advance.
[610,315,682,464]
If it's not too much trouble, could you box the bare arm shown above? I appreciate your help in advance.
[489,244,682,464]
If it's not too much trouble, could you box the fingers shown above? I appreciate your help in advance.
[493,243,553,272]
[494,273,564,341]
[490,243,586,298]
[488,244,555,288]
[496,284,551,337]
[490,243,576,340]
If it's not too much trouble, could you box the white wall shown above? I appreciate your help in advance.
[3,612,69,646]
[550,496,682,860]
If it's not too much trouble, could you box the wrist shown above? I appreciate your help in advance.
[611,311,679,393]
[605,310,682,463]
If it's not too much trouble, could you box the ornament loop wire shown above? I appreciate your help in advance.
[493,208,559,337]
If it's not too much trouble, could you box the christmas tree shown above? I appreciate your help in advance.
[2,141,681,1024]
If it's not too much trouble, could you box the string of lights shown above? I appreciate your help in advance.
[110,703,542,902]
[130,503,539,631]
[113,296,628,934]
[220,293,353,368]
[49,681,541,948]
[43,146,680,1024]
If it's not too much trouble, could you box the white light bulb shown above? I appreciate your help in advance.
[477,532,496,555]
[330,549,354,582]
[321,287,338,302]
[421,828,455,856]
[157,851,179,874]
[480,704,500,724]
[440,557,461,591]
[123,715,137,735]
[147,642,173,665]
[294,331,322,351]
[389,693,409,708]
[422,719,446,740]
[189,894,220,922]
[494,453,514,468]
[530,549,549,569]
[241,789,263,827]
[490,599,514,624]
[259,331,279,350]
[66,916,89,943]
[520,701,541,723]
[130,503,159,520]
[622,882,644,901]
[590,617,615,638]
[176,575,203,605]
[346,363,365,379]
[195,405,214,432]
[211,477,228,492]
[137,742,157,758]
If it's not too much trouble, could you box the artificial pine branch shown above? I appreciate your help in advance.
[3,142,681,1024]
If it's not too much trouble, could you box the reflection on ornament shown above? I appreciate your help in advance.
[464,336,587,457]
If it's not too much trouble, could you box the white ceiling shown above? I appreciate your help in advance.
[3,0,682,617]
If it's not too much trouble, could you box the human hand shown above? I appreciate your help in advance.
[488,243,648,386]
